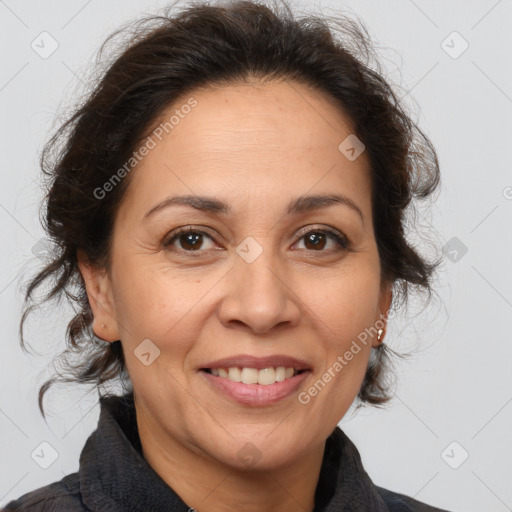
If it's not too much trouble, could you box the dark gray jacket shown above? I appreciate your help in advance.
[2,393,451,511]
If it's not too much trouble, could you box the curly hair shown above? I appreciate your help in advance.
[19,0,441,418]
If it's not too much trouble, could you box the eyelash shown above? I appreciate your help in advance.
[163,226,350,256]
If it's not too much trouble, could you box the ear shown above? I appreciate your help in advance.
[373,281,393,347]
[77,249,120,342]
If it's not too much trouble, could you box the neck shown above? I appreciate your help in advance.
[137,411,325,512]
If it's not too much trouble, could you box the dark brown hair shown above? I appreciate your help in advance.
[20,0,441,418]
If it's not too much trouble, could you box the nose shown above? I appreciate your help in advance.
[217,243,301,335]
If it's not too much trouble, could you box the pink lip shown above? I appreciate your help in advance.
[200,369,310,406]
[200,354,311,371]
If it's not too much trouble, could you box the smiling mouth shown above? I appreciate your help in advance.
[201,367,307,385]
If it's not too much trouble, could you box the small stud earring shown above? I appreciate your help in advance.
[377,328,384,343]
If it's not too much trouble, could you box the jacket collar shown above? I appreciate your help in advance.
[79,392,389,512]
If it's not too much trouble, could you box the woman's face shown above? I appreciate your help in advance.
[80,79,391,471]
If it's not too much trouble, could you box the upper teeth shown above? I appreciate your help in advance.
[211,367,297,385]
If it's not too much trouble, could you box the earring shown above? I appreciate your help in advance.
[93,323,107,341]
[377,328,384,343]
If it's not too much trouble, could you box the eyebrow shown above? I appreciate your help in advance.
[143,193,364,222]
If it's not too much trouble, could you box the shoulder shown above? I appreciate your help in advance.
[375,485,452,512]
[1,473,86,511]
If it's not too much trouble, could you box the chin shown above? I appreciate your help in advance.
[211,434,306,472]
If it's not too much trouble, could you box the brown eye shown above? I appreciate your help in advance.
[294,229,349,252]
[164,228,216,252]
[163,226,350,256]
[303,232,328,250]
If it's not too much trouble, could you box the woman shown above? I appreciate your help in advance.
[3,0,449,510]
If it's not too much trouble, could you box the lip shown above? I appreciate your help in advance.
[200,354,312,371]
[200,368,311,406]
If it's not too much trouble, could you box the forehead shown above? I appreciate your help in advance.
[119,79,372,220]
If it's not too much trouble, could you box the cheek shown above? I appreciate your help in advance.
[309,266,381,393]
[112,260,215,360]
[113,270,202,394]
[313,267,381,335]
[111,261,177,338]
[312,281,377,405]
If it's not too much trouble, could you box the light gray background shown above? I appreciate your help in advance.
[1,1,511,511]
